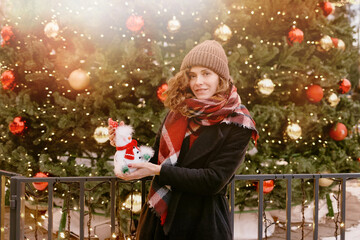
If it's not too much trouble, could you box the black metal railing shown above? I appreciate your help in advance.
[7,175,152,240]
[229,173,360,240]
[3,172,360,239]
[0,170,21,240]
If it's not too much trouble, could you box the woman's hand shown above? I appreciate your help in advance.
[108,125,116,147]
[115,162,161,181]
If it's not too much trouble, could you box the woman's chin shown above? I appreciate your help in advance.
[194,93,211,99]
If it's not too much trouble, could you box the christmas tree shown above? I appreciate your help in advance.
[1,0,360,232]
[227,0,360,210]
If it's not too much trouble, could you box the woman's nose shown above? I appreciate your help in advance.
[194,76,204,85]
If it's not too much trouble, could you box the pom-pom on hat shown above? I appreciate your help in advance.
[180,40,230,81]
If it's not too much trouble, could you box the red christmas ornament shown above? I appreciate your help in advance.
[329,123,348,141]
[287,27,304,45]
[1,26,15,46]
[157,83,168,102]
[257,180,274,194]
[1,70,16,90]
[32,172,49,191]
[338,78,351,94]
[9,116,26,135]
[126,15,144,32]
[306,85,323,103]
[320,2,335,17]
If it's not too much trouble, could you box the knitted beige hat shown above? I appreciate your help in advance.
[180,40,230,81]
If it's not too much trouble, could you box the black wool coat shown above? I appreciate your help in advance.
[136,122,252,240]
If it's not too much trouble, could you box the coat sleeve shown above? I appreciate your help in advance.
[158,125,252,195]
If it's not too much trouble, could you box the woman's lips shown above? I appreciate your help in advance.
[195,89,207,93]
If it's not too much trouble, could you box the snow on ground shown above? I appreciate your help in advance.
[322,181,360,240]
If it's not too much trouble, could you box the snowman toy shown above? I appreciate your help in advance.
[108,118,154,174]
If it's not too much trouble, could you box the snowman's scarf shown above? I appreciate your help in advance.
[116,139,139,160]
[147,86,258,225]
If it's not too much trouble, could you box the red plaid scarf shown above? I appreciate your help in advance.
[148,86,258,225]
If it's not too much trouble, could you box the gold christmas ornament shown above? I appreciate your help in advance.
[319,172,333,187]
[68,69,90,90]
[318,35,333,51]
[93,126,109,143]
[124,192,142,213]
[257,78,275,95]
[167,17,181,33]
[327,93,340,107]
[337,39,346,50]
[214,24,232,42]
[44,21,59,38]
[319,178,333,187]
[286,123,302,140]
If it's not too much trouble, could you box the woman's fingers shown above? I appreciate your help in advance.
[109,139,116,146]
[108,126,116,146]
[127,162,142,169]
[115,163,160,180]
[115,165,147,180]
[115,171,133,180]
[115,172,125,179]
[117,171,140,181]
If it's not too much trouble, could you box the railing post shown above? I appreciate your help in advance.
[285,176,292,240]
[48,180,54,240]
[110,179,116,238]
[313,175,320,240]
[9,176,25,240]
[0,175,5,240]
[340,178,346,240]
[258,179,263,240]
[79,180,85,240]
[230,178,235,239]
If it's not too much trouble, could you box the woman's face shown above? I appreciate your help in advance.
[188,66,219,99]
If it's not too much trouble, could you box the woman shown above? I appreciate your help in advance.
[110,40,258,240]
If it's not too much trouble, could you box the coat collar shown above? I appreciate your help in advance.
[181,124,223,167]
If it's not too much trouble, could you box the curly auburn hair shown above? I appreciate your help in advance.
[163,67,232,117]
